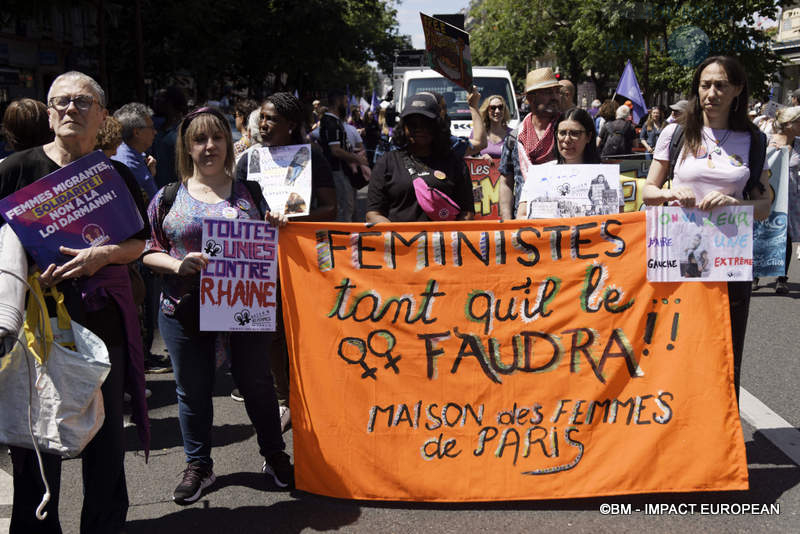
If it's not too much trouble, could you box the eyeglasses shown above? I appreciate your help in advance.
[48,94,96,112]
[489,105,504,111]
[556,129,586,139]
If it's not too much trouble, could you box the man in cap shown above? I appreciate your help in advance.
[791,90,800,107]
[498,67,561,219]
[667,99,689,124]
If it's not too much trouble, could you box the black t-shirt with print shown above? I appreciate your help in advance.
[368,149,474,222]
[318,113,349,172]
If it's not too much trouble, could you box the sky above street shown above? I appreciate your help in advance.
[396,0,469,49]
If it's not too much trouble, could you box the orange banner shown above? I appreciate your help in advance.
[279,211,748,502]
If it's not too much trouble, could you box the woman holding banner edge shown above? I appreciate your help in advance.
[642,56,771,401]
[234,92,337,430]
[142,106,292,504]
[367,92,474,223]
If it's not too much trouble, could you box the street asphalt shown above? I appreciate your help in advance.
[2,254,799,534]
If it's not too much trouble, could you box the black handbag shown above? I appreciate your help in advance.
[172,286,200,336]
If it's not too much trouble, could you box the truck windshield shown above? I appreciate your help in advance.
[406,77,517,121]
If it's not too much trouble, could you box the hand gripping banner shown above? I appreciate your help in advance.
[279,211,748,502]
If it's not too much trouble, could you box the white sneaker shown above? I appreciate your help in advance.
[279,405,291,433]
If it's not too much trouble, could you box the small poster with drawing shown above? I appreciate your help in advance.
[518,164,623,219]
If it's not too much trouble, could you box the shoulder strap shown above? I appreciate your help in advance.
[402,153,430,181]
[504,125,519,153]
[156,181,182,230]
[745,129,767,198]
[667,125,685,186]
[241,180,267,218]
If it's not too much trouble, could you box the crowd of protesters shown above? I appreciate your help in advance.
[0,55,795,532]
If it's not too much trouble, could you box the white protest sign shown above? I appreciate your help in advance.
[246,144,312,217]
[199,217,278,331]
[646,206,753,282]
[519,164,623,219]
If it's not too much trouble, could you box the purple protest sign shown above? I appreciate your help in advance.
[0,150,144,269]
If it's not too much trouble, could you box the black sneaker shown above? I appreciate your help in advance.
[262,451,294,488]
[173,461,215,504]
[230,388,244,402]
[776,276,790,294]
[752,277,760,290]
[145,353,172,374]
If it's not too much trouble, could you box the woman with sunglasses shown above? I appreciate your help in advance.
[142,107,292,504]
[473,95,511,159]
[367,92,474,223]
[516,107,607,217]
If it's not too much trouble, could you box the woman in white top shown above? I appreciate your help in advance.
[643,56,771,401]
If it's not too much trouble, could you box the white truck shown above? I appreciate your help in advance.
[394,66,520,137]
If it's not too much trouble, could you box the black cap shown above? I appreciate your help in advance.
[401,92,440,119]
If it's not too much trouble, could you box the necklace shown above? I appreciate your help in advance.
[703,128,732,168]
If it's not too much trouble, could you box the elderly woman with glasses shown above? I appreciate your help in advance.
[0,71,150,534]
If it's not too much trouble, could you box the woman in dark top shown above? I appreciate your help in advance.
[235,93,337,221]
[367,92,474,223]
[234,92,336,431]
[0,71,149,534]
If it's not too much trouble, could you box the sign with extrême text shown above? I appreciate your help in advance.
[646,206,753,282]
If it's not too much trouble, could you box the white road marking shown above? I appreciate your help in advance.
[1,462,11,534]
[740,387,800,466]
[0,465,11,506]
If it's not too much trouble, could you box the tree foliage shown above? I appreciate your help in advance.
[469,0,789,103]
[104,0,408,102]
[3,0,409,105]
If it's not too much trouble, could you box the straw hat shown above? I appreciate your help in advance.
[524,68,560,94]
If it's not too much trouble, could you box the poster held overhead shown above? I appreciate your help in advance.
[420,13,473,90]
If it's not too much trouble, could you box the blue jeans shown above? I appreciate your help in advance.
[158,310,285,465]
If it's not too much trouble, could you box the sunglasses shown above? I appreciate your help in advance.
[48,94,96,112]
[557,129,586,139]
[488,105,504,111]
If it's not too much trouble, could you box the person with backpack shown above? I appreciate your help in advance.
[598,104,636,158]
[142,107,293,504]
[642,56,772,402]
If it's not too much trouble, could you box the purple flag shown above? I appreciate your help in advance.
[615,60,648,124]
[371,90,379,113]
